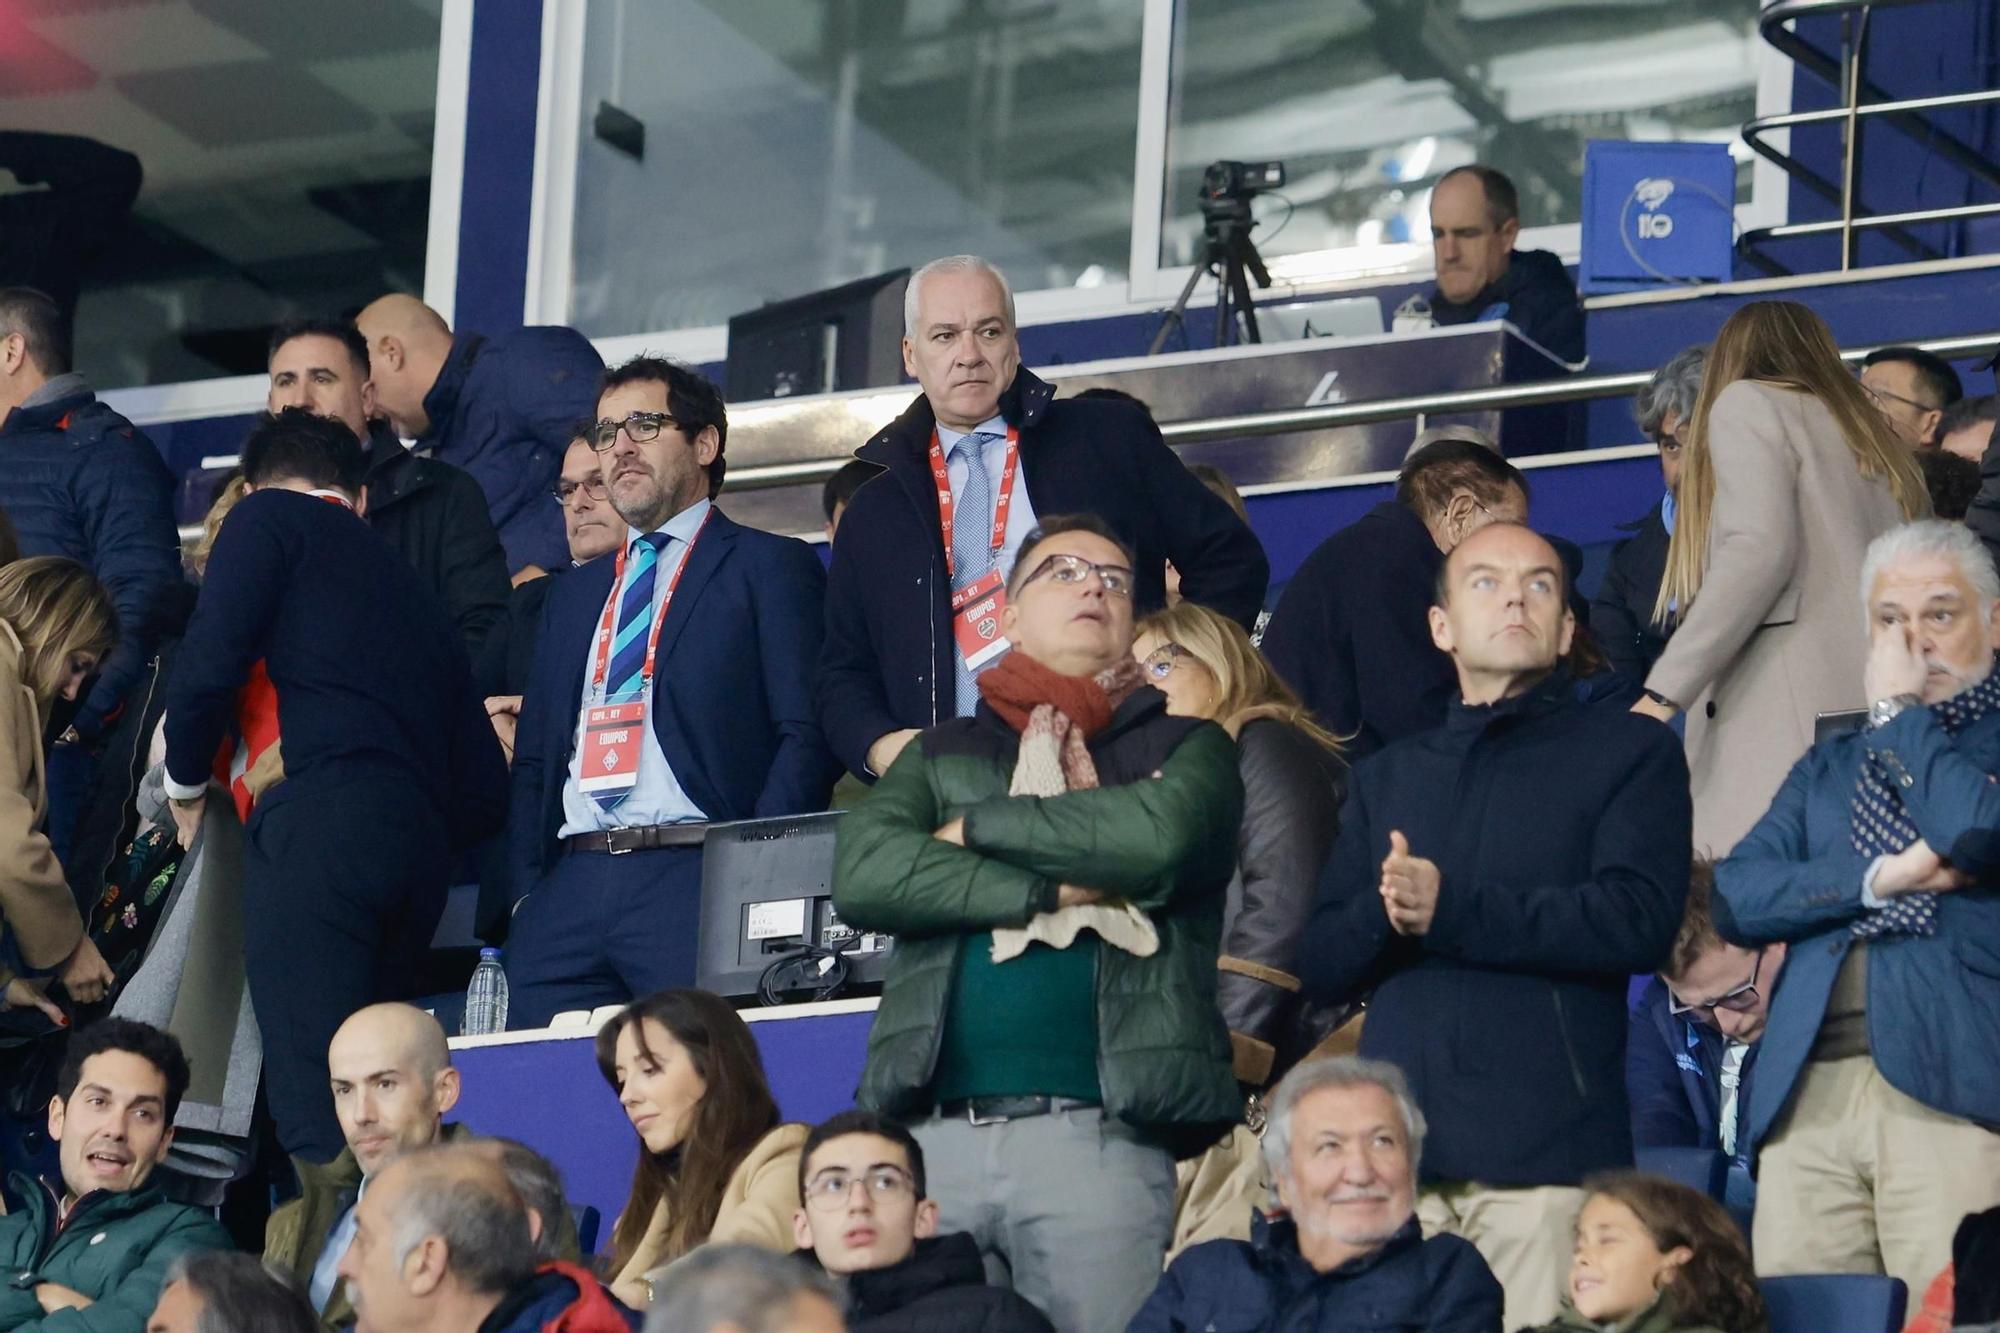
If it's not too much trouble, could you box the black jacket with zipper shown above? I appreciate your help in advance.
[816,1233,1055,1333]
[1297,673,1690,1187]
[815,366,1270,779]
[361,425,511,653]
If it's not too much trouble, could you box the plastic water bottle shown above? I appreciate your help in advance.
[464,948,509,1035]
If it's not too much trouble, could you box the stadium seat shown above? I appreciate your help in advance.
[573,1204,601,1257]
[1634,1146,1727,1201]
[1761,1274,1907,1333]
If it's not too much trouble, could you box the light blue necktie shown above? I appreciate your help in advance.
[950,431,1001,716]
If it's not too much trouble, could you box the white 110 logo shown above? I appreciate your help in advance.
[1638,212,1676,239]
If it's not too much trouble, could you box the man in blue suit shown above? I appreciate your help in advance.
[506,357,839,1026]
[1716,518,2000,1298]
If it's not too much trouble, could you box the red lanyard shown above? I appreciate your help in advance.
[929,425,1021,580]
[588,511,712,698]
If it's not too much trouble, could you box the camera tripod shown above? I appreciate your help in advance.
[1149,194,1273,355]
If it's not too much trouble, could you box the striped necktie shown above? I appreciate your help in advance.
[950,431,1001,716]
[593,532,670,811]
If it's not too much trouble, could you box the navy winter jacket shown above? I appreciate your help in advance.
[1715,705,2000,1153]
[0,377,181,739]
[1298,675,1691,1187]
[416,329,603,576]
[816,365,1269,779]
[1625,976,1759,1208]
[1429,248,1585,365]
[1128,1214,1502,1333]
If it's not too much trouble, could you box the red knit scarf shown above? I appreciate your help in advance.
[978,652,1147,792]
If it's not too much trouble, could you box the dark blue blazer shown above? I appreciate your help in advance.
[1626,977,1759,1189]
[511,507,840,887]
[1715,705,2000,1154]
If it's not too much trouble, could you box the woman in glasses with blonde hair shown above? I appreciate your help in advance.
[0,556,120,1020]
[1133,601,1347,1089]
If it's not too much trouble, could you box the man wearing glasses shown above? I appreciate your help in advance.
[1627,861,1782,1220]
[1717,518,2000,1297]
[833,514,1245,1333]
[504,356,840,1026]
[790,1110,1054,1333]
[1858,346,1963,450]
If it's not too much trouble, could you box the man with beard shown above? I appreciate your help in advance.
[1130,1056,1502,1333]
[506,357,838,1025]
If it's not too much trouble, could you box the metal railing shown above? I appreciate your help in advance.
[1740,0,2000,272]
[715,328,2000,494]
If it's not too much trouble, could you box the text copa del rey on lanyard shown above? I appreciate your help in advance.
[577,511,713,799]
[930,426,1021,672]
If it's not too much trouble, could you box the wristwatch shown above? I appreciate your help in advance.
[1868,693,1922,728]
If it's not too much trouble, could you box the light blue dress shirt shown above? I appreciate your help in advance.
[310,1183,364,1311]
[937,413,1038,603]
[557,498,713,834]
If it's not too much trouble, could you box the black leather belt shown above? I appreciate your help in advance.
[936,1095,1100,1125]
[564,823,708,855]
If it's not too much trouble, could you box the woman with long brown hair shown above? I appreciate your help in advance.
[1636,300,1927,854]
[0,556,120,1018]
[596,988,807,1309]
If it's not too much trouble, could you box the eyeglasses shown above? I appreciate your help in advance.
[552,477,609,506]
[804,1166,916,1211]
[1857,378,1939,417]
[1667,950,1764,1019]
[591,411,682,452]
[1017,553,1136,598]
[1142,643,1192,681]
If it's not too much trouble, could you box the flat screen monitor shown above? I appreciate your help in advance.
[696,811,891,1002]
[725,268,910,402]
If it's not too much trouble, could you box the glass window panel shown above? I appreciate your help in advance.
[569,0,1143,339]
[0,0,439,390]
[1160,0,1759,273]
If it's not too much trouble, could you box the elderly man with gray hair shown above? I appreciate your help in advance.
[1591,344,1706,685]
[1129,1056,1502,1333]
[1716,518,2000,1297]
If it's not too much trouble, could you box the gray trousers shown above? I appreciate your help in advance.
[913,1105,1176,1333]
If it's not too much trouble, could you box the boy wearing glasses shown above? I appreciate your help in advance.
[1627,861,1781,1219]
[791,1111,1053,1333]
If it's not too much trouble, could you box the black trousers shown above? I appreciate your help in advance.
[242,778,450,1163]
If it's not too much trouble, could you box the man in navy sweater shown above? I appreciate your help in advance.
[1298,521,1689,1329]
[162,409,507,1165]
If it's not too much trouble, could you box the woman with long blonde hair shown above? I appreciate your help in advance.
[0,556,121,1018]
[1133,601,1346,1087]
[1637,300,1927,853]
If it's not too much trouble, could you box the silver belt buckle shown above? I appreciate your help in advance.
[966,1101,1011,1126]
[607,830,635,855]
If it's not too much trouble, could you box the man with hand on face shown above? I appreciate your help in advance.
[1413,167,1583,364]
[506,357,838,1025]
[267,318,509,651]
[790,1111,1052,1333]
[1130,1057,1502,1333]
[0,1019,230,1333]
[817,253,1268,785]
[1297,522,1691,1329]
[264,1005,466,1330]
[833,514,1244,1333]
[1715,519,2000,1297]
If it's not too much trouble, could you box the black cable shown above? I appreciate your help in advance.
[756,943,853,1007]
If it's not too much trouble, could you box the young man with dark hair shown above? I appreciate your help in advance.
[821,459,884,541]
[506,357,840,1023]
[267,316,510,650]
[1261,438,1531,754]
[1860,346,1964,449]
[791,1110,1053,1333]
[162,409,508,1166]
[833,514,1244,1333]
[0,1019,230,1332]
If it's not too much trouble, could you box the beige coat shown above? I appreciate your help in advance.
[0,620,86,986]
[1646,380,1913,856]
[614,1122,807,1306]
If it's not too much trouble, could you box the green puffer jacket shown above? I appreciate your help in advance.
[1523,1290,1755,1333]
[0,1172,231,1332]
[833,690,1246,1157]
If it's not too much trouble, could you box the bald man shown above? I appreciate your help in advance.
[265,1005,466,1330]
[355,295,602,577]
